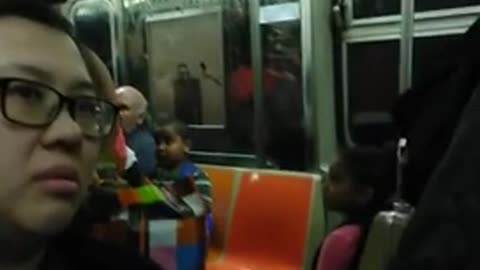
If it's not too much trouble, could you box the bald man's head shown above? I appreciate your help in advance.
[116,86,148,132]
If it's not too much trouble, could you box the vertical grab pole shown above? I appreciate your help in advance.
[396,0,415,213]
[300,0,315,170]
[249,0,266,167]
[399,0,415,93]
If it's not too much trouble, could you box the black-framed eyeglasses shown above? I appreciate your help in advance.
[0,78,118,138]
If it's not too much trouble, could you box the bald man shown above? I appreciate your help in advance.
[116,86,157,178]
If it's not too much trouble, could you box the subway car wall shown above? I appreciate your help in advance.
[61,0,480,176]
[57,1,480,269]
[63,0,318,171]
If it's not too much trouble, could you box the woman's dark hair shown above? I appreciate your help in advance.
[340,146,396,212]
[0,0,73,36]
[312,146,397,270]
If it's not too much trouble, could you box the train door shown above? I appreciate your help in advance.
[333,0,480,147]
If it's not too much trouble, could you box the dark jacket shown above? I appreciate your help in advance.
[127,127,157,179]
[392,18,480,206]
[41,231,162,270]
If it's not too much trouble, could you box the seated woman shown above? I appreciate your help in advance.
[0,1,162,269]
[153,118,213,218]
[315,146,395,270]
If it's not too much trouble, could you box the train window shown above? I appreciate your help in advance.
[72,3,114,77]
[260,20,309,171]
[415,0,480,12]
[346,40,399,145]
[352,0,400,19]
[412,34,463,86]
[125,0,310,170]
[145,8,239,154]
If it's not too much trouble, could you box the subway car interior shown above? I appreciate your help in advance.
[55,0,480,269]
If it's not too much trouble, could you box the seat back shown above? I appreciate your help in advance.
[358,205,414,270]
[225,170,316,268]
[201,165,239,262]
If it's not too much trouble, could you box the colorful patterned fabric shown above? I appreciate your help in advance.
[148,217,207,270]
[89,209,207,270]
[116,184,209,269]
[156,161,213,211]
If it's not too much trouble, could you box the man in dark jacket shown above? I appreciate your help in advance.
[116,86,157,179]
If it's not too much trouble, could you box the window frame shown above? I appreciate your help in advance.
[341,34,401,146]
[347,0,480,26]
[339,0,480,146]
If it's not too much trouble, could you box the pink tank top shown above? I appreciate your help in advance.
[316,225,363,270]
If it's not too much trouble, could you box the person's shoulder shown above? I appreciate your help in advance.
[328,224,363,243]
[138,128,156,142]
[179,161,196,172]
[56,232,163,270]
[179,161,207,178]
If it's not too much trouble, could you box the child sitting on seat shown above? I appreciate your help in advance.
[153,118,212,217]
[315,146,395,270]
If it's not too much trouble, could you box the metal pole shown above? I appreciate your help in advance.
[399,0,415,93]
[300,0,315,171]
[249,0,265,167]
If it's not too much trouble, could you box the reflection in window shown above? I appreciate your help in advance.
[415,0,479,12]
[413,35,462,86]
[353,0,400,19]
[146,13,225,127]
[261,21,308,171]
[136,1,309,170]
[143,3,254,157]
[347,40,399,144]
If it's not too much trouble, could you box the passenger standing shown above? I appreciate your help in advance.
[314,146,395,270]
[115,86,157,179]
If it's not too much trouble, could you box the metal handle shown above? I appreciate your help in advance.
[332,0,347,31]
[394,138,408,203]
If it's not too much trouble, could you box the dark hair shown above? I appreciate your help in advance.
[154,117,189,141]
[340,146,396,212]
[0,0,73,36]
[312,146,397,270]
